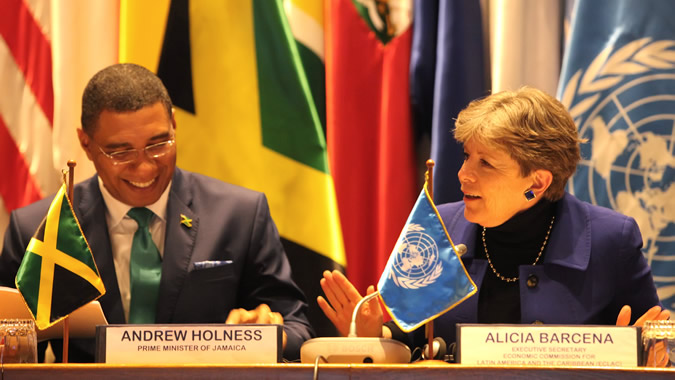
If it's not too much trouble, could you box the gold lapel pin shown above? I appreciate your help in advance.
[180,214,193,228]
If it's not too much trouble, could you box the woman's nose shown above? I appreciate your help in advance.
[458,162,475,183]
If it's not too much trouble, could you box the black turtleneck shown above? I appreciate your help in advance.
[475,198,556,323]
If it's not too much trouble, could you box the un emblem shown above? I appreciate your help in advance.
[560,38,675,309]
[389,224,442,289]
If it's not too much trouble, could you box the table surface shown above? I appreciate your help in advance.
[2,363,674,380]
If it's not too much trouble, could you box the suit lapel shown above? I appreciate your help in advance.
[438,203,485,323]
[439,203,478,260]
[156,169,198,323]
[543,193,592,270]
[74,176,126,324]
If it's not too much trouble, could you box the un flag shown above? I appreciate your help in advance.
[378,185,476,332]
[558,0,675,311]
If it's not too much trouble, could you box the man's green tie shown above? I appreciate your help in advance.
[127,207,162,324]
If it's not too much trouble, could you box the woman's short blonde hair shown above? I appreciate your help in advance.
[454,87,584,201]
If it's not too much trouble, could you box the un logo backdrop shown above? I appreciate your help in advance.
[558,0,675,311]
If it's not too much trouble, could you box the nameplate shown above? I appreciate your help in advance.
[457,324,639,367]
[95,324,282,364]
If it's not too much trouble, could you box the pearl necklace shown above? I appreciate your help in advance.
[482,216,555,283]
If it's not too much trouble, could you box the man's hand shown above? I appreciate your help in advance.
[226,303,287,349]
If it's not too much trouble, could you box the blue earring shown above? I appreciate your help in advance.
[524,189,536,201]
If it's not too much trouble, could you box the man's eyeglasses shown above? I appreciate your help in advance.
[97,139,176,165]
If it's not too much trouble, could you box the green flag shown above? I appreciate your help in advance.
[16,183,105,330]
[125,0,345,335]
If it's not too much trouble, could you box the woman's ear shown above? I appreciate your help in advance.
[529,169,553,196]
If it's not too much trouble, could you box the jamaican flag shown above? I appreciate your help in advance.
[15,183,105,330]
[119,0,345,335]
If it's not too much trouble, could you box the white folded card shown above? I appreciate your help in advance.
[457,324,640,367]
[95,324,282,364]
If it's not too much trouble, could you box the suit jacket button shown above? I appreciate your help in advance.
[526,274,538,288]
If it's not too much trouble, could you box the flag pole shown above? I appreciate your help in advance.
[425,159,435,359]
[62,160,76,363]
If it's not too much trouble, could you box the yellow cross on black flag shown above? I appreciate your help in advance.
[15,183,105,330]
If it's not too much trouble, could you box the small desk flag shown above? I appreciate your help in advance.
[15,183,105,330]
[378,183,476,332]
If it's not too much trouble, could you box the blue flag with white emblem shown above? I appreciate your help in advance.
[377,183,476,332]
[558,0,675,311]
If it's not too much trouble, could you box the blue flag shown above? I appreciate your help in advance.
[410,0,487,205]
[377,184,476,332]
[558,0,675,311]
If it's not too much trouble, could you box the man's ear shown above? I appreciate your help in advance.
[529,169,553,196]
[171,107,177,131]
[77,128,95,161]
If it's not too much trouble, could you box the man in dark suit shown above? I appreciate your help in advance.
[0,63,313,362]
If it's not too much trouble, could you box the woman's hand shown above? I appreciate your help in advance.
[317,270,384,337]
[615,305,670,327]
[616,305,671,367]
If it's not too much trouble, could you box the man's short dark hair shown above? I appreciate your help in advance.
[81,63,173,134]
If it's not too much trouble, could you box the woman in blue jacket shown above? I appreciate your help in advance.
[318,87,669,355]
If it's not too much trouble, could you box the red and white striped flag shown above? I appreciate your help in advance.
[1,0,59,241]
[0,0,117,249]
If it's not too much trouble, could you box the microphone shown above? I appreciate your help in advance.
[347,291,379,337]
[300,290,411,363]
